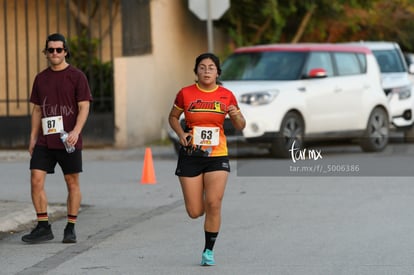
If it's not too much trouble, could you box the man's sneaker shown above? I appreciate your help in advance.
[22,224,54,243]
[62,227,77,243]
[200,249,215,266]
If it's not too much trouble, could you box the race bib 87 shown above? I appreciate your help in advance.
[41,115,64,135]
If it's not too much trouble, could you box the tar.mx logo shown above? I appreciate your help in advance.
[289,141,323,163]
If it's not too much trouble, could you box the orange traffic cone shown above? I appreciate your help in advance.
[141,147,156,184]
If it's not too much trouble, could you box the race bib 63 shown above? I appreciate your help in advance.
[192,126,220,146]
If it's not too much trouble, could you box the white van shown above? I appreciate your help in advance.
[345,42,414,139]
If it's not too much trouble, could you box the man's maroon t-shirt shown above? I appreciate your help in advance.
[30,65,93,149]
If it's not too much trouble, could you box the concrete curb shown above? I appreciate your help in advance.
[0,201,67,233]
[0,146,177,162]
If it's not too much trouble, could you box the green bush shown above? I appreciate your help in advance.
[68,31,114,113]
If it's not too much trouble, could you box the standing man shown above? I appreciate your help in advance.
[21,33,93,244]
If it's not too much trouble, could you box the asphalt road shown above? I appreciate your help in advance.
[1,143,414,275]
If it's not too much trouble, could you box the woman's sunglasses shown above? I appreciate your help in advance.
[46,47,65,54]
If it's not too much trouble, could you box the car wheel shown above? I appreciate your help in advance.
[269,111,304,158]
[360,107,389,152]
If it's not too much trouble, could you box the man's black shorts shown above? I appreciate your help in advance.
[175,154,230,177]
[30,145,83,175]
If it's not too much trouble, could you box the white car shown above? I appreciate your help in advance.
[219,43,390,158]
[403,51,414,141]
[404,52,414,85]
[345,42,414,136]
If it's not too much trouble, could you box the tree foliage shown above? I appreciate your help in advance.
[216,0,414,51]
[68,31,114,113]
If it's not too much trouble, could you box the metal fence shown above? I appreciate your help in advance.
[0,0,124,147]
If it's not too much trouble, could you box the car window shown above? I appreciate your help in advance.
[372,49,406,73]
[304,52,334,76]
[220,51,307,81]
[356,53,367,72]
[404,54,412,66]
[334,52,363,75]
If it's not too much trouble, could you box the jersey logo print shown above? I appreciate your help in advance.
[188,100,226,114]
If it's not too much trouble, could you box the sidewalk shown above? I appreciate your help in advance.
[0,146,176,238]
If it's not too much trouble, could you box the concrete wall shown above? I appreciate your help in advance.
[114,0,228,148]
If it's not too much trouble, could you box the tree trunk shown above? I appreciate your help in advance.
[291,4,316,43]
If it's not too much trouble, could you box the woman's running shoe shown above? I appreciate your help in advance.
[200,249,215,266]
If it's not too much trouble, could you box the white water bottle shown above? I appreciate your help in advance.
[60,131,75,153]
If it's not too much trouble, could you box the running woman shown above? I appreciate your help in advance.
[168,53,246,266]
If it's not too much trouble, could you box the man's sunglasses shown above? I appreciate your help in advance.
[46,47,65,54]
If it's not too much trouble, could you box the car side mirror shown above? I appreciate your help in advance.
[307,68,327,78]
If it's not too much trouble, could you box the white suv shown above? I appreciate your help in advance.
[217,43,390,158]
[345,42,414,137]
